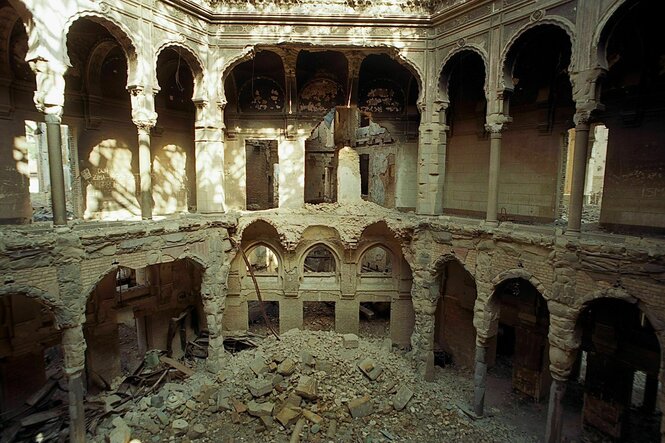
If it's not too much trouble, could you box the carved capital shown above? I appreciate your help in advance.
[573,110,592,127]
[570,68,606,107]
[128,85,158,130]
[484,113,510,133]
[29,57,65,118]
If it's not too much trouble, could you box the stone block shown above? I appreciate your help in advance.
[347,395,372,419]
[392,386,414,411]
[275,406,301,427]
[302,409,323,424]
[250,357,269,376]
[295,375,318,400]
[343,333,359,349]
[277,357,297,375]
[247,378,273,397]
[247,400,275,417]
[300,351,316,366]
[357,358,383,381]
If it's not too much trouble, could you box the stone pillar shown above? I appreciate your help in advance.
[473,341,489,416]
[62,324,86,443]
[129,86,158,220]
[545,379,567,443]
[642,373,658,413]
[337,146,362,203]
[45,112,67,226]
[194,99,226,213]
[484,114,507,225]
[346,52,363,107]
[416,101,448,215]
[200,233,231,372]
[566,111,591,234]
[411,293,437,381]
[335,299,359,334]
[137,124,153,219]
[31,58,68,226]
[545,322,581,443]
[279,298,303,333]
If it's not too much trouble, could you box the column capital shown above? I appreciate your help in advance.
[128,85,158,130]
[484,113,510,134]
[573,108,593,127]
[29,57,66,118]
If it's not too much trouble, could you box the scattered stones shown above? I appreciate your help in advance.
[91,329,541,443]
[392,386,414,411]
[232,399,247,413]
[294,375,318,400]
[247,378,273,397]
[109,417,131,443]
[188,423,206,439]
[171,418,189,434]
[277,358,297,376]
[247,400,275,417]
[343,333,359,349]
[358,358,383,381]
[300,351,316,367]
[348,395,373,419]
[250,357,269,376]
[276,406,301,426]
[302,409,323,424]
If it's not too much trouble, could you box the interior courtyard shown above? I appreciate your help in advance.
[0,0,664,441]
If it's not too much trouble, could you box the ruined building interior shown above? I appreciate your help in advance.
[0,0,664,442]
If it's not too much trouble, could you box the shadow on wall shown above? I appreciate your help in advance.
[83,139,140,220]
[153,143,187,215]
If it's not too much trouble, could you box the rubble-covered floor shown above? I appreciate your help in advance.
[88,329,541,443]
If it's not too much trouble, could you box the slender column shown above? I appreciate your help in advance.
[129,86,158,220]
[545,379,567,443]
[545,327,581,443]
[194,100,225,213]
[346,52,363,107]
[416,101,449,215]
[61,325,86,443]
[485,115,507,225]
[566,111,591,234]
[642,374,659,413]
[30,58,68,226]
[137,124,153,219]
[473,342,489,416]
[45,112,67,225]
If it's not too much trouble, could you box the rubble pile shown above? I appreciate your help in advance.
[89,330,539,442]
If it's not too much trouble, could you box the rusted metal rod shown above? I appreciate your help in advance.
[230,237,280,340]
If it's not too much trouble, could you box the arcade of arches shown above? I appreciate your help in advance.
[0,0,664,442]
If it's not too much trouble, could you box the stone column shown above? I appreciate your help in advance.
[200,232,232,372]
[31,58,68,226]
[484,114,508,225]
[416,101,448,215]
[45,111,67,226]
[545,379,567,443]
[346,52,363,107]
[566,111,591,235]
[137,123,153,219]
[411,281,437,381]
[194,99,226,213]
[278,48,299,124]
[337,146,362,203]
[473,339,489,416]
[61,324,86,443]
[129,86,158,220]
[545,320,581,443]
